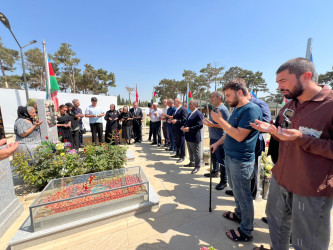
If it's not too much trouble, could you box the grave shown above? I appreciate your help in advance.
[0,157,23,238]
[36,99,58,141]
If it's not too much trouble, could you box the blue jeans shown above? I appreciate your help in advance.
[167,123,176,151]
[225,154,254,236]
[210,138,227,184]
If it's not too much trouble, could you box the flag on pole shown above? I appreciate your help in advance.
[153,91,157,103]
[43,40,60,111]
[48,60,60,111]
[306,38,314,63]
[136,84,139,103]
[187,87,193,113]
[281,97,290,106]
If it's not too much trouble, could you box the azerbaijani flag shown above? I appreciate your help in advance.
[186,83,193,113]
[136,84,139,103]
[48,60,60,110]
[281,97,290,106]
[153,91,157,103]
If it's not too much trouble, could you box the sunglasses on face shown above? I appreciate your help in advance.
[281,109,295,129]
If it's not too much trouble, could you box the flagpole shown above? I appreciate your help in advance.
[43,40,51,100]
[306,38,312,61]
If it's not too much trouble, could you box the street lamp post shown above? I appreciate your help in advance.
[0,12,37,101]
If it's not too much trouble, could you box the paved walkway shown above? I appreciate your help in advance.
[2,134,333,250]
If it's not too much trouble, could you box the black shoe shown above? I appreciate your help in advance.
[225,190,234,196]
[261,217,268,224]
[158,144,161,147]
[204,172,219,178]
[215,183,227,190]
[138,140,142,143]
[191,167,200,174]
[183,163,194,167]
[165,148,172,151]
[171,154,180,158]
[151,142,157,145]
[176,157,185,163]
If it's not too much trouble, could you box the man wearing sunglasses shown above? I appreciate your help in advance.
[251,57,333,250]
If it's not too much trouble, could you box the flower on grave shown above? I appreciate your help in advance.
[265,164,273,171]
[64,142,71,148]
[55,143,64,151]
[64,139,68,142]
[60,152,65,156]
[53,140,60,144]
[84,148,87,152]
[59,132,62,135]
[45,136,49,139]
[68,149,77,154]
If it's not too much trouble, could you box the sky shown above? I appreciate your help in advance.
[1,0,333,101]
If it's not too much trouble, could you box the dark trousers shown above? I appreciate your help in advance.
[90,123,103,144]
[72,130,80,150]
[148,121,153,141]
[210,138,227,184]
[162,122,169,146]
[152,121,161,144]
[175,132,185,158]
[167,123,175,151]
[79,132,83,146]
[133,121,142,142]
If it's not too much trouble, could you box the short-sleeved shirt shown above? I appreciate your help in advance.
[224,102,262,162]
[14,118,41,144]
[162,107,168,123]
[150,109,162,122]
[209,104,231,140]
[85,105,103,124]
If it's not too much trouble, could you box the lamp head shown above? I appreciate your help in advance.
[0,12,11,29]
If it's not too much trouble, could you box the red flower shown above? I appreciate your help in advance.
[45,136,49,139]
[64,139,68,142]
[59,132,62,135]
[84,148,87,152]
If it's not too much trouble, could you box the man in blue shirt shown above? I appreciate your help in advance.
[202,91,230,190]
[211,79,262,242]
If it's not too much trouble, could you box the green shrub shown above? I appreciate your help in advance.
[12,139,127,189]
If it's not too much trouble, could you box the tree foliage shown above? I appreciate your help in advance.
[318,67,333,89]
[155,79,179,102]
[24,48,45,90]
[0,37,20,88]
[220,66,268,95]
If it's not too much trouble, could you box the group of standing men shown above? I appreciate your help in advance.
[202,58,333,250]
[147,98,204,174]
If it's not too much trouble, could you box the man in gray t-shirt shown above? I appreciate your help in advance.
[202,91,230,190]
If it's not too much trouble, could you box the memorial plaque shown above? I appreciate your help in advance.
[36,99,58,141]
[0,158,23,238]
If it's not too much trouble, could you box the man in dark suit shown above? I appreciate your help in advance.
[171,98,188,163]
[181,100,203,174]
[130,102,143,143]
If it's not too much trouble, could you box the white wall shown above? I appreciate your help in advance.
[0,88,117,133]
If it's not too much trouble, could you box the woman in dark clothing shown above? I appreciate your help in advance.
[118,106,133,144]
[57,105,73,144]
[65,102,80,150]
[104,104,120,145]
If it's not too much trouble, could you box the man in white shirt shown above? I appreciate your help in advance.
[150,103,162,146]
[85,97,104,145]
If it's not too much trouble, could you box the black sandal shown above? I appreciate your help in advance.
[226,227,253,242]
[223,211,241,223]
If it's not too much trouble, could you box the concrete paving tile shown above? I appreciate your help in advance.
[53,218,128,249]
[126,221,159,245]
[24,240,56,250]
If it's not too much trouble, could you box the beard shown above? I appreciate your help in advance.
[281,78,305,99]
[228,95,239,107]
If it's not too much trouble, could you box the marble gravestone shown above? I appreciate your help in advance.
[36,99,58,141]
[0,157,23,238]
